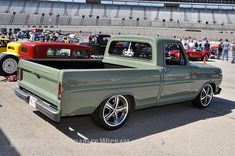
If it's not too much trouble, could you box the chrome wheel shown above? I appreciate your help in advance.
[2,58,18,74]
[103,95,129,127]
[200,84,213,107]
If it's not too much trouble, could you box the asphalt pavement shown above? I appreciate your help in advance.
[0,59,235,156]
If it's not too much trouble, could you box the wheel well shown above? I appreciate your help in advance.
[210,83,216,93]
[125,95,136,110]
[94,94,136,114]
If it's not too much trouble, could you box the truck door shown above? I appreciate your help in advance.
[160,43,192,104]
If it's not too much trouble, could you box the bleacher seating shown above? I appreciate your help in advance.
[43,15,57,25]
[53,2,66,16]
[38,1,52,15]
[0,0,235,31]
[10,0,25,13]
[27,14,41,25]
[0,13,12,25]
[213,10,227,24]
[12,14,27,25]
[228,12,235,24]
[0,0,10,13]
[24,1,39,14]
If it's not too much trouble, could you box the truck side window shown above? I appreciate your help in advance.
[109,41,152,60]
[74,49,89,59]
[165,44,186,65]
[47,48,71,58]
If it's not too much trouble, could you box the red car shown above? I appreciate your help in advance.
[0,42,94,76]
[186,49,211,61]
[20,42,92,60]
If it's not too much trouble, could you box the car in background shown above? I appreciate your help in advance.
[186,49,211,61]
[210,45,221,59]
[0,37,11,52]
[0,41,22,76]
[20,42,92,60]
[17,31,30,39]
[88,34,111,55]
[0,42,93,76]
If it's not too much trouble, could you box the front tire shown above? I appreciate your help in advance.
[92,95,133,130]
[193,84,214,108]
[0,54,19,76]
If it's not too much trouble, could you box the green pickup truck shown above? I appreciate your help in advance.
[15,35,222,130]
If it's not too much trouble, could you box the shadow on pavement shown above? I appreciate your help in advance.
[0,129,20,156]
[34,97,235,143]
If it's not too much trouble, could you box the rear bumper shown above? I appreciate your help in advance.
[14,87,60,122]
[215,87,222,95]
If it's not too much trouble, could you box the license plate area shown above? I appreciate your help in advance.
[29,96,37,108]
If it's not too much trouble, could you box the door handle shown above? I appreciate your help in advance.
[163,69,170,72]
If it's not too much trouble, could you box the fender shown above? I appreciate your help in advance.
[2,52,20,57]
[96,92,137,111]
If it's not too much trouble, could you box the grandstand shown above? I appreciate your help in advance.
[0,0,235,40]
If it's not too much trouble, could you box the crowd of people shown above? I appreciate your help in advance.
[217,39,235,64]
[182,38,235,64]
[1,29,75,44]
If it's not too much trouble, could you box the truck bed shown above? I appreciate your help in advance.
[28,59,130,69]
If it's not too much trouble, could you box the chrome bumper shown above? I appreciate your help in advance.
[14,87,60,122]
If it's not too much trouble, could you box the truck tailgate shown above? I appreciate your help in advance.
[18,59,61,108]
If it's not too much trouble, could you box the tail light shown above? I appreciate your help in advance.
[58,82,62,100]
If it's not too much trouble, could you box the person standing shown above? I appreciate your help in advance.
[204,40,210,51]
[231,42,235,64]
[188,41,194,50]
[218,39,223,59]
[194,42,198,49]
[221,39,230,61]
[196,43,203,51]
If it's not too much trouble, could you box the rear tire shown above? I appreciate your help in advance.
[192,84,214,108]
[91,95,133,130]
[0,54,19,76]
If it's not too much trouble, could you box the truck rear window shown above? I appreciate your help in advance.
[109,41,152,60]
[47,48,71,58]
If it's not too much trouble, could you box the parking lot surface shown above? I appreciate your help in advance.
[0,59,235,156]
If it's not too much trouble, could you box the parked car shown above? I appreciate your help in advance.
[210,45,221,59]
[15,35,222,130]
[186,49,211,61]
[17,31,30,39]
[19,42,92,60]
[88,34,111,55]
[0,41,21,76]
[0,42,93,76]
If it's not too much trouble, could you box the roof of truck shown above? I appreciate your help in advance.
[109,35,180,43]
